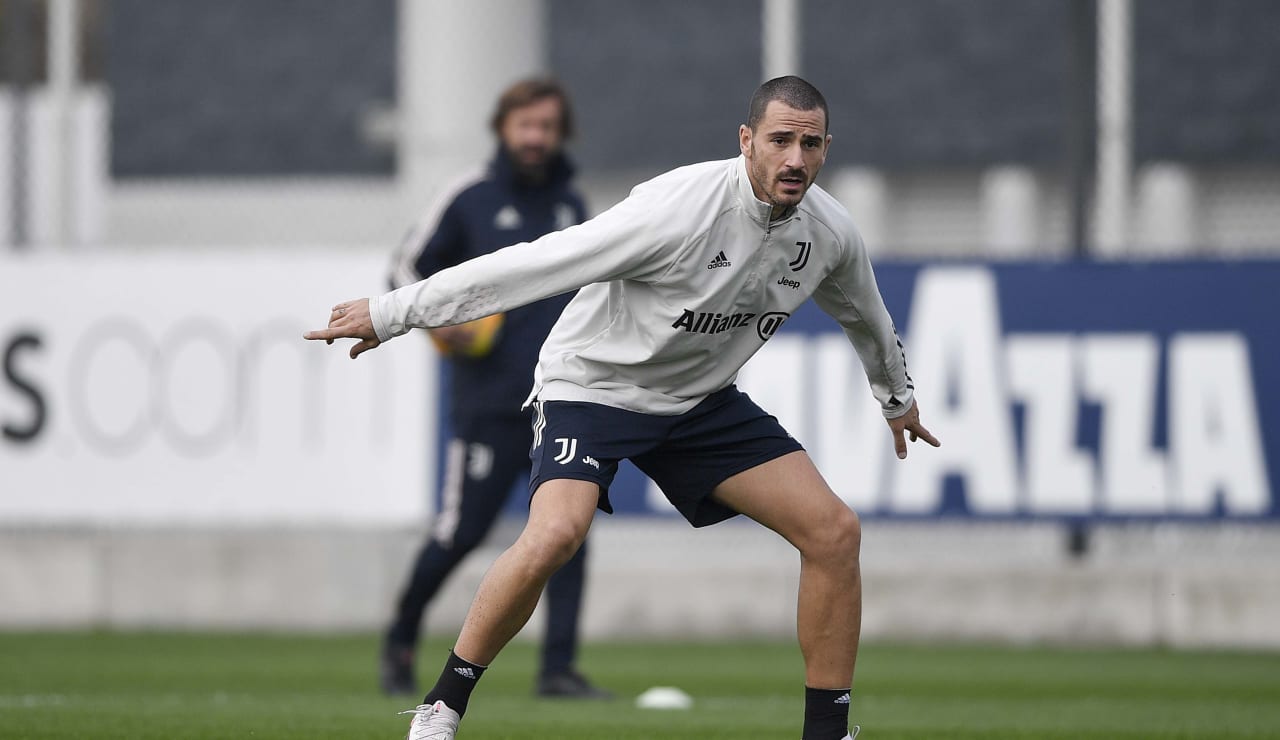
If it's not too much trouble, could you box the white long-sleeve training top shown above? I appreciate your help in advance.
[370,155,914,418]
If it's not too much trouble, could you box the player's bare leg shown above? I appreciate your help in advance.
[406,479,599,738]
[711,450,861,739]
[455,479,599,664]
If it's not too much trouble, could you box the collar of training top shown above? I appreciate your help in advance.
[734,155,796,226]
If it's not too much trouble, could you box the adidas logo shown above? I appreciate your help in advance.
[706,250,732,269]
[834,692,851,705]
[554,202,576,231]
[494,205,521,230]
[454,667,477,680]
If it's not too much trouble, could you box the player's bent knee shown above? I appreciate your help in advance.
[830,507,862,560]
[518,519,587,573]
[802,506,861,564]
[843,508,863,555]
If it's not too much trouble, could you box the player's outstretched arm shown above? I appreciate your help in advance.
[303,298,382,359]
[886,400,941,459]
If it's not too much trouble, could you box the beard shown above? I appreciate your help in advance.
[512,144,552,171]
[749,144,809,207]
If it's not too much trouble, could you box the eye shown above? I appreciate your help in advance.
[771,137,787,146]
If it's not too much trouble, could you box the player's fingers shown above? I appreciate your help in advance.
[349,337,380,359]
[911,423,941,448]
[306,312,360,339]
[893,427,907,459]
[910,430,918,442]
[305,321,360,342]
[350,337,378,358]
[304,327,339,341]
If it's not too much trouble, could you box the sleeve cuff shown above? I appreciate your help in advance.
[369,293,398,343]
[881,389,915,419]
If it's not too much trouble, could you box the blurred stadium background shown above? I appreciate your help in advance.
[2,0,1278,680]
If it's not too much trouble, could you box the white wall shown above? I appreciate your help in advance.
[4,521,1279,649]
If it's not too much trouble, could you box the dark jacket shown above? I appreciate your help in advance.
[389,147,587,419]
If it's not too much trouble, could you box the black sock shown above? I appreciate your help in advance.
[803,686,851,740]
[422,650,488,716]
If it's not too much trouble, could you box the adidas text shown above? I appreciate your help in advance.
[454,667,477,680]
[706,251,732,269]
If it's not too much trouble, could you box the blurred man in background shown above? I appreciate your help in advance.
[380,77,609,701]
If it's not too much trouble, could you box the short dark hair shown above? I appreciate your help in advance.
[490,77,575,139]
[747,75,829,133]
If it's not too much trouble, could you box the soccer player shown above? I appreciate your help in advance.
[307,76,939,740]
[379,78,609,701]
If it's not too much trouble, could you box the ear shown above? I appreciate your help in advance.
[739,124,752,158]
[821,133,832,164]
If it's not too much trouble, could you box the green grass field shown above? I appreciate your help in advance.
[1,632,1277,739]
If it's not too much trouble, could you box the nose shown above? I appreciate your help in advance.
[529,125,553,146]
[783,142,805,169]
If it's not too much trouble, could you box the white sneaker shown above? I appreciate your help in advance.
[399,700,461,740]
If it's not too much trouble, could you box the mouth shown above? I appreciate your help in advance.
[777,173,806,192]
[517,146,549,164]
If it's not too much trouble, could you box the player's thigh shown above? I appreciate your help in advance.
[523,478,601,553]
[709,450,858,551]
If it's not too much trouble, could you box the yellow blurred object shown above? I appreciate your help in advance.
[429,313,505,358]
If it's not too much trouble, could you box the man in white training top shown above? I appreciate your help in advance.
[306,75,939,740]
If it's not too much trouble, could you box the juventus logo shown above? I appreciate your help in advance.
[789,241,811,271]
[553,437,578,465]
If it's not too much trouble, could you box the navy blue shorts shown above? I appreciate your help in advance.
[528,385,804,527]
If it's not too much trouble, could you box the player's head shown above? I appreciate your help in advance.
[491,77,575,177]
[740,76,831,214]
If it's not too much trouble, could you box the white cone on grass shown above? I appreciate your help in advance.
[635,686,693,710]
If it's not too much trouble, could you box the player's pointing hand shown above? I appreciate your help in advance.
[304,298,382,359]
[886,400,940,460]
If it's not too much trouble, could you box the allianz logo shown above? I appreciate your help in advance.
[671,309,791,341]
[671,309,756,335]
